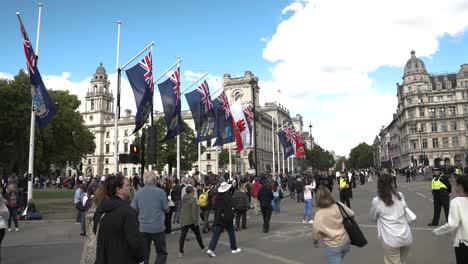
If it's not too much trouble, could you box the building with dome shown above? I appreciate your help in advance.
[79,65,305,177]
[374,51,468,169]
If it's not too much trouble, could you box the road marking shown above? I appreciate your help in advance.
[416,192,427,198]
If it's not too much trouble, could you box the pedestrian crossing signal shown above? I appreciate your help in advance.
[130,143,140,164]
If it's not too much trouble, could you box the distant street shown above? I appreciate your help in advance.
[3,175,457,264]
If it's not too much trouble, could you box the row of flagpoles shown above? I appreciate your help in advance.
[18,3,309,202]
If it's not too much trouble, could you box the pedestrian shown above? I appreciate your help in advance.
[296,177,304,203]
[391,168,398,189]
[131,171,169,264]
[171,178,183,224]
[0,194,9,261]
[74,183,87,236]
[232,186,249,231]
[178,186,205,258]
[164,178,175,234]
[272,180,282,213]
[312,186,353,264]
[94,175,144,264]
[206,182,241,257]
[199,182,212,233]
[251,179,262,216]
[80,186,108,264]
[433,175,468,264]
[257,180,274,233]
[338,173,352,209]
[428,167,451,227]
[370,174,413,264]
[303,178,316,223]
[4,184,19,232]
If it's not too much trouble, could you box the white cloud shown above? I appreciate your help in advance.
[183,70,223,97]
[0,72,14,80]
[262,0,468,156]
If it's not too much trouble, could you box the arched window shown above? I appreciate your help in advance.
[234,92,241,101]
[89,115,93,121]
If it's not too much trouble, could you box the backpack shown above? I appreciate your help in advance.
[198,188,211,207]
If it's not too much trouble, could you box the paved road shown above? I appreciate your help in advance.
[3,175,458,264]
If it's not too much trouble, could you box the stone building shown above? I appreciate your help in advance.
[79,65,305,176]
[374,51,468,168]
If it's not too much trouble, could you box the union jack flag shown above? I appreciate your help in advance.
[196,80,213,113]
[217,92,231,120]
[170,67,181,106]
[244,105,253,123]
[285,127,294,143]
[138,51,154,91]
[19,18,36,74]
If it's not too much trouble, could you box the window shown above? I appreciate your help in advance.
[419,107,425,117]
[410,140,418,150]
[407,86,412,93]
[133,167,137,174]
[438,96,444,102]
[124,129,128,137]
[431,122,437,132]
[408,109,415,118]
[91,99,95,110]
[429,108,436,117]
[437,83,441,90]
[442,137,449,148]
[207,139,212,147]
[428,96,434,102]
[409,124,417,134]
[417,85,421,91]
[89,115,93,121]
[105,158,109,164]
[106,131,110,138]
[464,72,468,78]
[441,122,447,132]
[451,121,458,131]
[448,106,456,116]
[447,95,453,101]
[124,168,128,176]
[432,138,439,148]
[106,100,110,111]
[439,107,446,117]
[105,168,109,175]
[429,84,434,90]
[207,165,212,172]
[422,139,428,149]
[124,143,128,153]
[88,159,91,164]
[453,137,459,147]
[465,81,468,88]
[407,97,413,105]
[419,123,426,132]
[207,153,211,160]
[234,92,241,101]
[106,143,110,153]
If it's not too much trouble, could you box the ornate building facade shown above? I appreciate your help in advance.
[79,66,305,176]
[374,51,468,168]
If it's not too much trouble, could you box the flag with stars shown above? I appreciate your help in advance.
[213,92,235,146]
[185,80,217,143]
[158,67,183,141]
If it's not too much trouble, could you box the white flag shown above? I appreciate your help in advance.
[230,101,251,152]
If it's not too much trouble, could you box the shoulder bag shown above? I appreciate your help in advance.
[336,202,367,247]
[167,189,175,207]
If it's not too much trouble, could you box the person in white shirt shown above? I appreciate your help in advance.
[433,175,468,264]
[370,173,412,264]
[302,178,316,223]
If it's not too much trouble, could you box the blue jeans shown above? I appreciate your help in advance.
[208,224,237,251]
[7,207,18,228]
[273,197,281,213]
[323,240,351,264]
[79,210,85,233]
[303,199,313,221]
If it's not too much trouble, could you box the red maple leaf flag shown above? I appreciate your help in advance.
[230,101,251,152]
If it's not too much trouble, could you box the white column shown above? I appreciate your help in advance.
[271,117,275,175]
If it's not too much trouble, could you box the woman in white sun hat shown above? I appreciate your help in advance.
[206,182,241,257]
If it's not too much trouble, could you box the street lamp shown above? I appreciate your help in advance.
[418,127,423,167]
[309,123,313,149]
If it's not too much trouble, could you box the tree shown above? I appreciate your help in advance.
[147,117,203,174]
[348,142,374,169]
[294,143,335,172]
[334,156,349,171]
[218,147,235,170]
[0,70,96,177]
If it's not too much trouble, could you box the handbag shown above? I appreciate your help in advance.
[336,202,367,247]
[75,201,84,212]
[404,207,417,225]
[167,189,175,207]
[279,189,284,199]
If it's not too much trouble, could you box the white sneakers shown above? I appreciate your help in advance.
[206,250,216,257]
[15,228,19,232]
[7,228,11,232]
[308,220,314,224]
[206,248,241,257]
[302,220,313,224]
[302,220,306,223]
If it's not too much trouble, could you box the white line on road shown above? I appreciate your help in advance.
[416,192,427,198]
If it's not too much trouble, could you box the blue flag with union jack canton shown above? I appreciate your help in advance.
[185,80,217,143]
[18,17,56,130]
[278,130,295,160]
[157,67,183,142]
[213,92,235,146]
[125,51,154,134]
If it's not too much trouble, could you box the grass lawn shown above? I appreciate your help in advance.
[30,189,75,220]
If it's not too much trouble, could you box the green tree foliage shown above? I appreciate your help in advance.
[218,147,235,170]
[148,117,203,174]
[0,70,95,176]
[295,143,335,171]
[334,156,349,171]
[348,142,374,169]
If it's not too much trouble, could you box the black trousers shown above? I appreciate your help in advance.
[340,190,351,209]
[455,243,468,264]
[393,177,397,189]
[142,231,167,264]
[234,209,247,229]
[431,190,450,225]
[261,207,272,233]
[0,228,4,261]
[179,224,205,253]
[165,210,174,234]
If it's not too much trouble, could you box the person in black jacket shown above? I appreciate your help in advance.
[94,175,144,264]
[206,182,241,257]
[257,180,274,233]
[428,167,452,226]
[232,187,249,231]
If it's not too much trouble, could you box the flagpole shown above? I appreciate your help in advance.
[25,2,43,202]
[229,143,232,180]
[287,157,290,173]
[176,57,181,180]
[271,116,275,175]
[282,149,285,174]
[148,45,154,172]
[216,146,219,175]
[277,117,281,174]
[120,41,155,70]
[113,21,121,174]
[153,58,182,85]
[181,73,209,93]
[292,156,294,173]
[197,68,201,175]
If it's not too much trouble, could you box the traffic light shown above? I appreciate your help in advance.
[130,143,140,164]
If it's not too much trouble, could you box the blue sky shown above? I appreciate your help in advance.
[2,0,468,156]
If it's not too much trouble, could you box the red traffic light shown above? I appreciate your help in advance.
[131,144,140,154]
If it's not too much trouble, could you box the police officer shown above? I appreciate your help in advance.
[339,172,351,208]
[428,166,451,226]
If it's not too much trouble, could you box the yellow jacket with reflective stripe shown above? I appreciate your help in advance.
[432,176,447,190]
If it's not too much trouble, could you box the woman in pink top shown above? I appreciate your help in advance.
[313,186,353,264]
[302,178,316,223]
